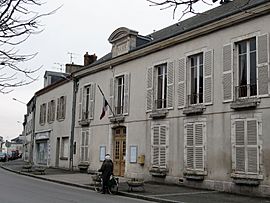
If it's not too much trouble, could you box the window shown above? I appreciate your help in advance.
[232,118,261,176]
[184,122,206,172]
[61,137,69,159]
[39,103,46,125]
[78,84,95,121]
[151,124,168,169]
[36,141,48,165]
[189,54,203,104]
[237,38,257,98]
[80,129,89,162]
[57,96,66,120]
[47,100,55,123]
[146,62,174,112]
[115,75,125,115]
[109,74,130,116]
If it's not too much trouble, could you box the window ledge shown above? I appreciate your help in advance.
[78,119,91,126]
[149,109,168,119]
[231,98,260,110]
[183,105,206,115]
[110,115,125,123]
[149,167,168,177]
[60,157,68,161]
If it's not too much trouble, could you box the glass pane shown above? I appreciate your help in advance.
[199,64,203,103]
[238,41,247,54]
[250,52,257,96]
[250,38,256,51]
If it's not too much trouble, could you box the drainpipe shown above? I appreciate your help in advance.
[30,96,36,165]
[69,78,78,170]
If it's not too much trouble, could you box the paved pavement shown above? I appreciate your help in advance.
[1,159,270,203]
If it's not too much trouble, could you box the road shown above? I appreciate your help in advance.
[0,168,150,203]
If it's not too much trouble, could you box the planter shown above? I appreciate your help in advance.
[78,163,89,173]
[127,178,145,192]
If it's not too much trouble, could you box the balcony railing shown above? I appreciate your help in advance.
[115,106,123,115]
[187,93,203,106]
[235,84,257,99]
[154,99,167,110]
[82,111,89,120]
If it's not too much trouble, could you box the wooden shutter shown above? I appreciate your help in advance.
[146,67,153,112]
[109,78,114,117]
[178,58,186,108]
[47,102,50,123]
[85,130,89,161]
[81,130,85,161]
[159,125,167,168]
[78,88,82,120]
[167,62,174,109]
[195,123,204,170]
[234,120,245,172]
[247,120,258,174]
[257,34,269,97]
[223,44,233,102]
[62,96,66,119]
[185,123,194,170]
[123,73,130,115]
[89,84,95,119]
[151,126,160,167]
[204,50,213,105]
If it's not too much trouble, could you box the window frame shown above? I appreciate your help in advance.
[115,75,125,115]
[47,100,55,123]
[80,128,89,163]
[39,103,46,125]
[60,137,69,159]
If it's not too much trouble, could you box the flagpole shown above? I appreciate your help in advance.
[97,84,116,118]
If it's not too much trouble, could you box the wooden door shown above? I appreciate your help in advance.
[113,127,126,177]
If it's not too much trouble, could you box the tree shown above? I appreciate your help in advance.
[0,0,56,93]
[147,0,232,20]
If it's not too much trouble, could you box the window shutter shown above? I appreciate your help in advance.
[195,123,204,170]
[85,130,89,161]
[78,88,82,120]
[185,123,194,170]
[123,73,130,115]
[160,125,167,168]
[56,98,60,120]
[235,120,245,172]
[151,126,159,167]
[247,120,258,174]
[257,34,269,96]
[146,67,153,112]
[109,78,114,117]
[52,101,55,121]
[89,84,95,119]
[204,50,213,105]
[167,62,174,109]
[81,131,85,161]
[47,102,50,123]
[178,58,186,108]
[222,44,233,102]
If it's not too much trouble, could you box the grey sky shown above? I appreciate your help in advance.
[0,0,215,141]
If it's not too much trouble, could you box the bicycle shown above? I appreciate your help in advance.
[92,172,119,194]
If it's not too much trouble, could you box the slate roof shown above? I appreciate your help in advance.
[87,0,269,67]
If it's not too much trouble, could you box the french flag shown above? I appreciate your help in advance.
[100,97,108,120]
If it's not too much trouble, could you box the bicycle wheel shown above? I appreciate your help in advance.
[94,180,102,192]
[108,177,119,195]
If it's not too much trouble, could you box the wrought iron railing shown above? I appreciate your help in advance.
[187,93,203,106]
[154,99,167,110]
[115,106,123,115]
[235,84,257,99]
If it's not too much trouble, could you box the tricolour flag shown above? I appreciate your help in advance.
[100,97,108,120]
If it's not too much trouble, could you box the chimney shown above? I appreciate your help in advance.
[84,52,97,66]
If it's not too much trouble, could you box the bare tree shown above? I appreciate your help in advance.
[147,0,232,20]
[0,0,57,94]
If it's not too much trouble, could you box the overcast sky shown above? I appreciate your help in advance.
[0,0,216,141]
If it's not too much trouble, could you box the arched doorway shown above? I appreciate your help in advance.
[113,126,126,177]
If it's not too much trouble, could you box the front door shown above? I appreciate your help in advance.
[113,127,126,177]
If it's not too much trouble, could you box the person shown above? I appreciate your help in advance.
[98,154,114,194]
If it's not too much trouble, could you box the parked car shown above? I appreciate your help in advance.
[0,152,7,162]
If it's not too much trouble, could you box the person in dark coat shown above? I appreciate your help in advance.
[98,154,114,194]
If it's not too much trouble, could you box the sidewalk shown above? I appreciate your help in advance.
[1,159,269,203]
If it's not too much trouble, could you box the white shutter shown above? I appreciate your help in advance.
[78,88,82,120]
[109,78,114,117]
[185,123,194,170]
[195,123,204,170]
[146,67,153,112]
[85,130,89,161]
[89,83,95,119]
[247,120,258,174]
[63,96,66,119]
[235,120,245,172]
[204,50,213,105]
[257,34,269,96]
[160,125,167,168]
[167,62,174,109]
[151,126,159,167]
[178,58,186,108]
[56,98,60,120]
[123,73,130,115]
[81,131,85,161]
[222,44,233,102]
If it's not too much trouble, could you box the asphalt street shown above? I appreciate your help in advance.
[0,168,150,203]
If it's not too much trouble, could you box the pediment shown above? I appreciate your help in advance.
[108,27,138,43]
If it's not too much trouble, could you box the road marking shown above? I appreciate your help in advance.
[150,191,219,197]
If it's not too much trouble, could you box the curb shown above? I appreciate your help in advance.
[0,165,179,203]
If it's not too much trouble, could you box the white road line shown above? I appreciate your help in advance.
[150,191,219,197]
